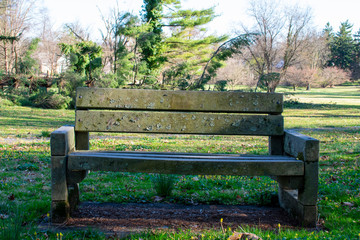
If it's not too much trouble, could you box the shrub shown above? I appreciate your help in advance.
[315,67,350,88]
[214,80,228,91]
[95,73,121,88]
[0,97,14,106]
[282,66,317,90]
[58,71,85,105]
[28,92,71,109]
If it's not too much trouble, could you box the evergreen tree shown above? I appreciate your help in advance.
[60,41,103,85]
[161,3,228,89]
[18,38,40,74]
[138,0,167,84]
[327,20,356,70]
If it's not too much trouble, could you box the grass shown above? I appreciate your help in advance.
[0,86,359,239]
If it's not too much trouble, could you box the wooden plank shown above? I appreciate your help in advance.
[68,152,303,176]
[75,111,284,136]
[72,151,296,160]
[274,176,304,190]
[51,156,70,223]
[51,126,75,156]
[298,161,318,205]
[75,131,89,150]
[284,130,319,162]
[76,88,283,113]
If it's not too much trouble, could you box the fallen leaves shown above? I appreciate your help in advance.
[228,232,262,240]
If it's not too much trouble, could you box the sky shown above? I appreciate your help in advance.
[41,0,360,41]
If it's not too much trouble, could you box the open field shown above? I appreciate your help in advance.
[0,86,359,239]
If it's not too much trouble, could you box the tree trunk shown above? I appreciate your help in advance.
[4,43,9,74]
[14,42,18,74]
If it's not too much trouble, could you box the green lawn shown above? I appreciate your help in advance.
[0,86,359,239]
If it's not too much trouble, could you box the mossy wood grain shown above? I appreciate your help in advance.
[68,151,303,176]
[76,88,283,113]
[75,110,283,136]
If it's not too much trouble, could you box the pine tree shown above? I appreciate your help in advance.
[327,20,356,70]
[138,0,167,84]
[161,3,228,89]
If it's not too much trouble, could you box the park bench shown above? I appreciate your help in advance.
[50,87,319,226]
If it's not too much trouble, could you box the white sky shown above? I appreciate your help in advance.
[41,0,360,41]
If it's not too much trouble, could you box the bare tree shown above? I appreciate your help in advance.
[297,31,330,69]
[0,0,36,74]
[65,23,90,41]
[237,0,313,92]
[35,10,63,76]
[281,4,312,72]
[215,56,256,90]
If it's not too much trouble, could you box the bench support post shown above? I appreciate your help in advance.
[279,130,319,227]
[67,131,90,213]
[50,126,75,223]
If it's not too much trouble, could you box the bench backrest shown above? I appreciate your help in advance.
[75,88,283,136]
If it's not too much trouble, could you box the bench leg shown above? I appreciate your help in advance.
[278,161,318,227]
[68,183,79,213]
[67,170,88,213]
[278,187,317,227]
[279,130,319,227]
[51,126,75,223]
[51,156,70,223]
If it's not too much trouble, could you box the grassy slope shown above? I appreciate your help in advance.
[0,86,359,239]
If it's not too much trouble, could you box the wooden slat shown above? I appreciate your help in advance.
[76,88,283,113]
[75,110,284,136]
[284,130,319,162]
[68,151,303,176]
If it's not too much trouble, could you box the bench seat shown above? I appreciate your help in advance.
[68,151,304,176]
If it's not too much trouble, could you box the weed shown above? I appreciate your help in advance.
[152,174,178,197]
[0,203,28,240]
[40,130,51,138]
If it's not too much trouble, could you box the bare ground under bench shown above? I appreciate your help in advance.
[56,202,311,236]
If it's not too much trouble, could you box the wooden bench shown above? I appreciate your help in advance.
[50,87,319,226]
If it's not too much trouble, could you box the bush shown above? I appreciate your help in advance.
[58,71,85,106]
[315,67,350,88]
[95,73,121,88]
[27,92,71,109]
[214,80,228,91]
[0,97,14,106]
[282,66,317,90]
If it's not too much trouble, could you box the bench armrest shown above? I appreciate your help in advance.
[284,130,319,162]
[51,126,75,156]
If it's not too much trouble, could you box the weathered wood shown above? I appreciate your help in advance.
[278,188,317,227]
[49,88,319,225]
[298,161,318,205]
[68,151,303,176]
[75,131,89,150]
[68,183,80,213]
[50,126,75,156]
[284,130,319,162]
[275,176,304,190]
[76,88,283,113]
[51,156,68,201]
[51,156,70,223]
[269,135,284,155]
[75,111,284,136]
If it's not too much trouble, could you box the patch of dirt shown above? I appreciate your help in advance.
[64,202,302,235]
